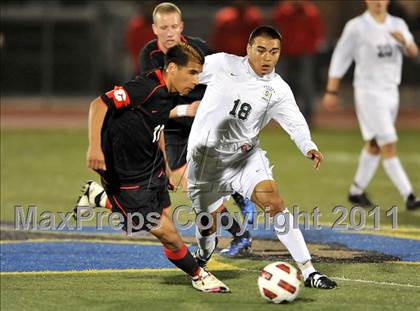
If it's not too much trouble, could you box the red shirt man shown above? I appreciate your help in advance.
[126,15,155,74]
[272,0,324,57]
[211,3,263,55]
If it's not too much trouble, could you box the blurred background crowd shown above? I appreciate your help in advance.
[1,0,419,124]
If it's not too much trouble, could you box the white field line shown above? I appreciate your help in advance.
[331,276,420,288]
[244,268,420,288]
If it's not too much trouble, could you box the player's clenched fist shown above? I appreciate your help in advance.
[307,149,323,170]
[87,146,106,171]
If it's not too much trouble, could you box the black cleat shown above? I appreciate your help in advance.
[406,193,420,211]
[348,192,374,208]
[304,272,337,289]
[220,237,252,257]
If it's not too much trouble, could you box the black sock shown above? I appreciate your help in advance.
[232,192,246,208]
[220,207,250,239]
[163,244,200,277]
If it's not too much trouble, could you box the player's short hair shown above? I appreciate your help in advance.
[152,2,182,23]
[248,25,282,45]
[164,42,205,68]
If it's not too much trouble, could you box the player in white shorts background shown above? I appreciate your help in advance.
[323,0,420,210]
[188,25,337,289]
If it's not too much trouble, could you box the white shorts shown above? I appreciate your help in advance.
[187,146,274,214]
[354,87,399,146]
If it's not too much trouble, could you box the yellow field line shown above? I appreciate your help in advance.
[0,241,238,276]
[0,261,239,276]
[0,238,161,245]
[0,268,175,276]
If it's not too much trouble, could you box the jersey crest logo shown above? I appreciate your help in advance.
[262,85,274,102]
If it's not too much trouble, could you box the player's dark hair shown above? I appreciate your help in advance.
[164,42,205,68]
[248,25,282,45]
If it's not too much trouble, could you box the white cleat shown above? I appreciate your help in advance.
[191,268,230,293]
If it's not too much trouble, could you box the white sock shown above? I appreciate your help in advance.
[382,157,413,199]
[273,210,313,278]
[349,149,380,195]
[297,261,317,280]
[195,228,216,259]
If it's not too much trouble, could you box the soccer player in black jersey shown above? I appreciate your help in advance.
[76,2,255,257]
[87,43,229,293]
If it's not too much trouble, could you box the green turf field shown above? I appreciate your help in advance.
[2,128,420,227]
[1,260,420,311]
[1,128,420,310]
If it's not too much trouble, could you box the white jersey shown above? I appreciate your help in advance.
[187,53,317,159]
[328,11,414,90]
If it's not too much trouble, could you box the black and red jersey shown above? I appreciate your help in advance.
[139,35,212,139]
[100,69,175,184]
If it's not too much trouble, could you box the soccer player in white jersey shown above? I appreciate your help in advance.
[323,0,420,210]
[188,26,337,289]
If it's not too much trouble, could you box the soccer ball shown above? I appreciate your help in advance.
[257,261,302,304]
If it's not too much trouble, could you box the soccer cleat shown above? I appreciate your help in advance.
[240,198,257,224]
[220,237,252,257]
[191,268,230,293]
[73,180,106,218]
[406,193,420,211]
[348,192,374,208]
[304,272,337,289]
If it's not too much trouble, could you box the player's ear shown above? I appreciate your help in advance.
[166,62,178,74]
[152,23,158,36]
[179,21,184,33]
[246,43,252,55]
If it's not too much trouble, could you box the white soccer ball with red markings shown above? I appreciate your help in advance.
[257,261,302,304]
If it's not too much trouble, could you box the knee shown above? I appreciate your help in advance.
[381,143,397,158]
[261,196,285,217]
[366,140,380,155]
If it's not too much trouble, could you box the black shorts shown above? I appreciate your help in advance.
[104,172,171,233]
[165,135,188,170]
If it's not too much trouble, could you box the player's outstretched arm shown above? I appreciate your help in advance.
[87,97,108,171]
[307,150,323,170]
